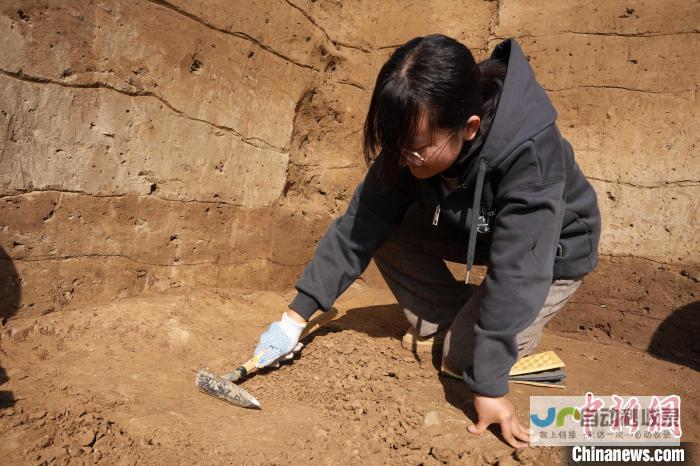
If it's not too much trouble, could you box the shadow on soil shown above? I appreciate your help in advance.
[0,245,20,409]
[648,300,700,372]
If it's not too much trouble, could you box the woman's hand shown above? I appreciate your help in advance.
[468,393,530,448]
[252,311,306,368]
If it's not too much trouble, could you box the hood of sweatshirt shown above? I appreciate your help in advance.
[446,39,558,181]
[479,39,558,169]
[440,38,560,281]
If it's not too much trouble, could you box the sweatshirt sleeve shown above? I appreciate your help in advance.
[463,142,566,397]
[289,156,416,319]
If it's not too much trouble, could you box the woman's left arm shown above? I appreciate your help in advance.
[464,140,567,446]
[465,179,566,396]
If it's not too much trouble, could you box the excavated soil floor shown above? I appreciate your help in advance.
[0,282,698,465]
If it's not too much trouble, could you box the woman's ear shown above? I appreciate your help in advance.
[463,115,481,142]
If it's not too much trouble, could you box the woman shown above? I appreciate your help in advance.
[251,35,601,448]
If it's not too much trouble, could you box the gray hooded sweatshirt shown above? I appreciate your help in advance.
[288,39,601,397]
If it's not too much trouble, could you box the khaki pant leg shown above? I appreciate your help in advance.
[515,278,582,356]
[373,205,473,337]
[443,278,583,374]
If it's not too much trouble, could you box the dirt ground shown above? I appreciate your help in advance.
[1,1,698,465]
[1,280,697,465]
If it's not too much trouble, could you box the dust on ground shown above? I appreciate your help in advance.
[1,282,697,465]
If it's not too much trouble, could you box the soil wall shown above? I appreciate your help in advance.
[0,1,698,354]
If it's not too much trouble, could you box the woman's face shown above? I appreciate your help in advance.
[402,113,481,179]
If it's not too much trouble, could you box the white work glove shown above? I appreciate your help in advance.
[253,313,306,368]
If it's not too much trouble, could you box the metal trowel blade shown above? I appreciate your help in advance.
[195,368,261,409]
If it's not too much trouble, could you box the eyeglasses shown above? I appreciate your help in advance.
[399,129,459,167]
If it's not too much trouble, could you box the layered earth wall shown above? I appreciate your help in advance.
[0,1,698,356]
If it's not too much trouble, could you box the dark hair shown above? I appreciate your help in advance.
[363,34,506,186]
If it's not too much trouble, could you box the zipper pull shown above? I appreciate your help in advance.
[432,204,441,226]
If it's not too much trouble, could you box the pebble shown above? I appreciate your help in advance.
[78,429,96,447]
[423,410,440,427]
[67,443,83,457]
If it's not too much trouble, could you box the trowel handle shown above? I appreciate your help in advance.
[222,307,339,382]
[300,306,338,340]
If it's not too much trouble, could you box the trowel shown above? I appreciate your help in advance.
[195,307,338,409]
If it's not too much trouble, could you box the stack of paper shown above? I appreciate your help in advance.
[509,351,566,388]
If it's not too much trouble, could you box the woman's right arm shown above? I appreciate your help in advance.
[288,155,416,320]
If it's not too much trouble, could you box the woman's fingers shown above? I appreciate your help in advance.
[511,416,531,443]
[500,418,524,449]
[501,417,529,449]
[467,419,489,435]
[470,395,530,448]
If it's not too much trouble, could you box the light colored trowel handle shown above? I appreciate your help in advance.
[225,307,339,381]
[300,306,338,340]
